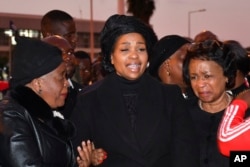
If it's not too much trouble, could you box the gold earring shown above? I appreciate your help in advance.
[164,59,171,75]
[38,89,42,94]
[37,81,42,94]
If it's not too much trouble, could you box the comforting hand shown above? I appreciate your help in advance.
[77,140,92,167]
[91,144,107,166]
[77,140,107,167]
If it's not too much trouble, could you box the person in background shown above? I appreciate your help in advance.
[80,54,107,94]
[74,50,92,87]
[245,46,250,80]
[40,11,111,166]
[41,10,82,118]
[148,34,193,99]
[41,9,77,50]
[217,41,250,157]
[182,39,237,167]
[245,46,250,56]
[72,14,199,167]
[41,9,78,82]
[223,40,250,96]
[217,88,250,157]
[91,54,106,84]
[0,37,75,166]
[194,30,219,43]
[42,35,82,119]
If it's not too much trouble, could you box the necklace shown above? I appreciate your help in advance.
[198,93,233,112]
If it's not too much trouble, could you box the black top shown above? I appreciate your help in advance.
[71,72,200,167]
[187,97,229,167]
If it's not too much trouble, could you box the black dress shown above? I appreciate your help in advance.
[187,97,229,167]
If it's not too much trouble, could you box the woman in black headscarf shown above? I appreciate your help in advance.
[72,14,199,167]
[0,37,75,167]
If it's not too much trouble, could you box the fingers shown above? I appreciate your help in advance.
[77,141,92,166]
[85,140,92,155]
[91,141,95,150]
[77,155,89,167]
[91,148,107,166]
[77,140,108,166]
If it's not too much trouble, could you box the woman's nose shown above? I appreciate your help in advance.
[64,79,69,87]
[196,77,207,87]
[129,50,139,59]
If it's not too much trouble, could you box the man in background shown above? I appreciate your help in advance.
[41,10,82,118]
[73,50,92,87]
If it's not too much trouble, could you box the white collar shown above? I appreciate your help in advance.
[67,78,74,89]
[52,110,64,119]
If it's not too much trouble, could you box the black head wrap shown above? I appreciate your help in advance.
[100,14,158,73]
[10,36,62,89]
[148,35,190,76]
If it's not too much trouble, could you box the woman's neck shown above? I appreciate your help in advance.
[198,92,233,113]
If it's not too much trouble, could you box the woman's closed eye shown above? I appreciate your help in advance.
[121,48,129,52]
[190,74,213,81]
[137,47,146,52]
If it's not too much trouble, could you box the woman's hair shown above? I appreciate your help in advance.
[100,14,158,73]
[183,39,237,89]
[223,40,250,76]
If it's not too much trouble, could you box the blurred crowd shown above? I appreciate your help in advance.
[1,9,250,167]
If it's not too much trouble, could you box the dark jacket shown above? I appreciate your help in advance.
[71,73,199,167]
[0,86,76,167]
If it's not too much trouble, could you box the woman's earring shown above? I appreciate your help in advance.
[164,59,170,76]
[245,77,249,87]
[37,81,42,94]
[147,62,150,68]
[38,89,42,94]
